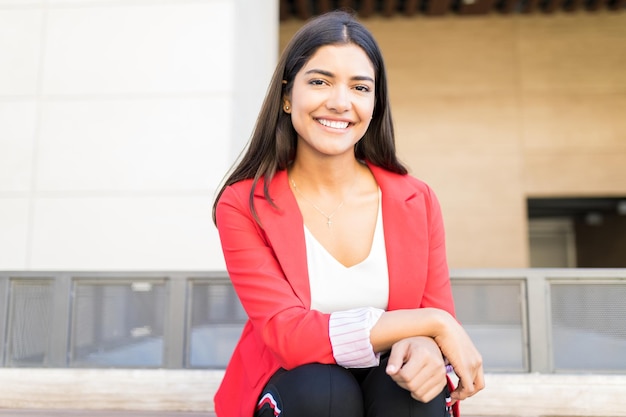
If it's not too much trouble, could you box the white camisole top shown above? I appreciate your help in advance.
[306,192,389,314]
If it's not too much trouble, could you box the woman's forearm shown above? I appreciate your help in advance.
[369,307,453,353]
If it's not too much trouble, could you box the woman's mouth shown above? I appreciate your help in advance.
[317,118,350,129]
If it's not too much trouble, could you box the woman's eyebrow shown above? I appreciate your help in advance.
[304,68,374,83]
[304,68,333,77]
[352,75,375,83]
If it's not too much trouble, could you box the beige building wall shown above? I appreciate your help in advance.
[280,11,626,268]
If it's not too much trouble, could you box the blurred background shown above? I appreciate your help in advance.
[1,0,624,272]
[0,0,625,414]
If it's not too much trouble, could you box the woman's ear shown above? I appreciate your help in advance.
[282,98,292,114]
[282,80,292,114]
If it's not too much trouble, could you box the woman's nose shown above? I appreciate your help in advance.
[326,85,351,113]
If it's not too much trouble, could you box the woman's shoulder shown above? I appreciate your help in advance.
[369,164,434,195]
[217,171,287,206]
[216,178,255,207]
[403,173,434,194]
[226,177,256,193]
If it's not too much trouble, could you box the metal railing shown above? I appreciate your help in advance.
[1,269,625,373]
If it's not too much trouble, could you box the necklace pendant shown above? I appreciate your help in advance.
[326,219,332,228]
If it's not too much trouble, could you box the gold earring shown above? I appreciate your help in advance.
[284,105,290,112]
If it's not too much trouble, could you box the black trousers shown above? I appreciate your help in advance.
[255,354,450,417]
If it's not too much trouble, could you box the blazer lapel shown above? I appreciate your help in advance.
[253,170,312,308]
[369,164,429,310]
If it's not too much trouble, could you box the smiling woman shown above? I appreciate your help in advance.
[211,10,483,417]
[284,44,375,165]
[284,43,379,268]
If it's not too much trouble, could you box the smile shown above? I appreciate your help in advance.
[317,118,350,129]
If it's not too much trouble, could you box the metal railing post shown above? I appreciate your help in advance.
[526,270,551,373]
[47,273,72,367]
[164,273,187,368]
[0,274,8,366]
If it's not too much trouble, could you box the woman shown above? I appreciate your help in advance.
[212,10,484,417]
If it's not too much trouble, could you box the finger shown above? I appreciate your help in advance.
[402,359,446,399]
[454,363,477,389]
[394,352,424,379]
[473,367,486,392]
[409,371,447,403]
[388,354,421,388]
[386,345,407,375]
[411,383,443,404]
[451,361,485,402]
[450,378,475,402]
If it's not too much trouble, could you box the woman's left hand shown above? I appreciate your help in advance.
[385,336,448,403]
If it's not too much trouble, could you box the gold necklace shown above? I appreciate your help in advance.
[290,178,347,228]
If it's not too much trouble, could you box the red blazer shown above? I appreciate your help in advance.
[214,163,458,417]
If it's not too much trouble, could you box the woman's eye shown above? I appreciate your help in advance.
[354,85,371,92]
[309,79,325,86]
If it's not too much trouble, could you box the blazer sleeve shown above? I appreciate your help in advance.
[419,184,456,317]
[215,184,336,369]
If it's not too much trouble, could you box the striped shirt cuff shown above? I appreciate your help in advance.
[329,307,385,368]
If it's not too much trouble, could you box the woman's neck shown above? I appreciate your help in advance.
[288,157,364,193]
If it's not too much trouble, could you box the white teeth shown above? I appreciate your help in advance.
[318,119,349,129]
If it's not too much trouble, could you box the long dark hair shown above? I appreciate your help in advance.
[212,10,407,224]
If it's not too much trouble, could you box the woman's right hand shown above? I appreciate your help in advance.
[433,312,485,404]
[385,336,448,403]
[370,307,485,403]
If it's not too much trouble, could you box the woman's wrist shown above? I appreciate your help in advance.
[370,307,454,351]
[419,307,454,338]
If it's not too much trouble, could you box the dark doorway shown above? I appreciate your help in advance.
[527,197,626,267]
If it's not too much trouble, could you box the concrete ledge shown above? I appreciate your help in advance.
[458,373,626,417]
[0,369,222,412]
[0,370,625,416]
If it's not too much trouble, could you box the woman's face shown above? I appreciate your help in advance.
[285,43,376,160]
